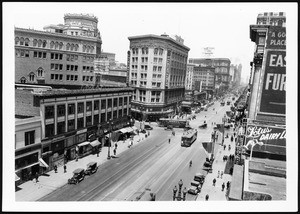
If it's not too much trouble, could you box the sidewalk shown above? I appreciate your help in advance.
[15,125,148,201]
[197,126,237,201]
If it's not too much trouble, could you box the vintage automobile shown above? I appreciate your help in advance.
[187,186,199,195]
[84,162,98,176]
[194,172,206,184]
[68,168,85,184]
[144,124,153,130]
[164,125,173,131]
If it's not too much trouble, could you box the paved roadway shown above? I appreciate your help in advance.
[39,99,231,201]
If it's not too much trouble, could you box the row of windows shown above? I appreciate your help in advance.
[15,37,95,53]
[66,75,78,81]
[45,108,129,137]
[66,54,78,61]
[34,51,47,59]
[15,49,29,57]
[82,55,94,62]
[51,53,63,60]
[66,64,78,71]
[82,66,94,72]
[51,63,63,71]
[82,76,94,82]
[45,98,129,119]
[50,74,63,80]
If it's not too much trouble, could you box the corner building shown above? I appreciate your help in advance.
[15,13,102,87]
[128,34,190,121]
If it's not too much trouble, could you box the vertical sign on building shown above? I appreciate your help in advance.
[165,50,171,87]
[126,50,130,86]
[260,26,286,115]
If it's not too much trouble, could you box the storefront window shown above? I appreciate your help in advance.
[68,103,75,115]
[86,116,92,126]
[57,121,65,135]
[101,99,106,110]
[123,108,128,115]
[68,119,75,131]
[94,114,99,125]
[45,106,54,119]
[45,124,54,138]
[101,113,106,123]
[94,100,99,110]
[78,102,84,113]
[124,97,128,106]
[57,104,66,117]
[107,99,112,108]
[119,97,123,106]
[113,110,118,119]
[119,109,123,118]
[86,101,92,112]
[15,152,38,170]
[77,117,84,129]
[51,140,64,155]
[113,98,118,108]
[77,133,86,143]
[107,112,112,120]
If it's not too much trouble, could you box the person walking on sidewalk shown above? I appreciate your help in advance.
[223,144,226,150]
[213,178,216,186]
[54,165,58,173]
[169,138,171,144]
[64,164,67,173]
[113,148,116,156]
[221,171,223,179]
[226,181,231,190]
[222,182,225,191]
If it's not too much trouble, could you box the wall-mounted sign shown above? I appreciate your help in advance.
[165,50,171,87]
[266,26,286,50]
[260,50,286,114]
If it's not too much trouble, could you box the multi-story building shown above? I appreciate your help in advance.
[230,64,242,87]
[185,64,195,91]
[188,58,231,90]
[128,34,190,121]
[15,87,134,178]
[256,12,286,26]
[15,13,102,87]
[193,66,215,92]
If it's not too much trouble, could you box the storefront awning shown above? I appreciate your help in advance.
[77,141,91,147]
[119,127,129,134]
[15,173,20,182]
[39,158,49,168]
[90,140,101,147]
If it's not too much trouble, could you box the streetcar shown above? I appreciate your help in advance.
[181,129,198,147]
[158,118,189,128]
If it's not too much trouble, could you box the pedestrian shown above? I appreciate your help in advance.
[222,182,225,191]
[64,164,67,173]
[218,170,220,178]
[97,148,99,157]
[221,171,223,178]
[54,165,57,173]
[35,172,39,183]
[205,194,209,201]
[115,143,118,149]
[213,178,216,186]
[113,148,116,156]
[223,144,226,150]
[231,135,234,142]
[230,167,233,175]
[226,181,230,190]
[169,138,171,144]
[228,145,231,151]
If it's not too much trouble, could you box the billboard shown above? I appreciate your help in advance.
[266,26,286,50]
[245,124,286,155]
[260,50,286,114]
[165,50,171,87]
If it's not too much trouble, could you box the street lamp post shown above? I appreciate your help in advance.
[172,180,187,201]
[173,186,178,201]
[222,114,226,146]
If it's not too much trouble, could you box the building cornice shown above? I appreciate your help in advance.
[15,27,102,43]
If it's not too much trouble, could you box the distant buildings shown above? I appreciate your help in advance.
[128,34,190,121]
[188,58,231,90]
[185,64,194,91]
[230,64,242,87]
[256,12,286,26]
[15,13,102,87]
[193,65,215,92]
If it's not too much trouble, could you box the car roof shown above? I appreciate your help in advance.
[73,168,85,173]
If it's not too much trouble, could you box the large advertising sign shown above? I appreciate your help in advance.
[259,26,286,115]
[165,50,171,87]
[245,124,286,155]
[126,51,130,85]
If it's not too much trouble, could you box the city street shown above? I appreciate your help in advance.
[38,99,232,201]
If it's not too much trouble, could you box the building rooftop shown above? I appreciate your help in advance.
[15,89,40,118]
[32,87,133,98]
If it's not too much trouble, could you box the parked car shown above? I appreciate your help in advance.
[165,125,173,130]
[144,124,153,130]
[198,123,207,129]
[68,168,85,184]
[188,186,199,195]
[84,162,98,176]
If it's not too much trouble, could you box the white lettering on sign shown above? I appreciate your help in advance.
[269,54,286,67]
[265,73,286,91]
[247,126,272,138]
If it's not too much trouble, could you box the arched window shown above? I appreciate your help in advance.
[83,45,86,52]
[43,40,47,48]
[50,41,54,49]
[15,37,19,45]
[29,72,35,82]
[86,46,90,53]
[20,37,24,46]
[55,42,59,49]
[20,77,27,83]
[33,39,37,47]
[38,39,42,47]
[66,43,70,51]
[75,44,79,51]
[90,46,94,53]
[37,67,44,77]
[59,42,63,50]
[71,44,74,51]
[25,38,30,46]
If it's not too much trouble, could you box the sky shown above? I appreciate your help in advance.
[2,2,298,212]
[4,2,296,84]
